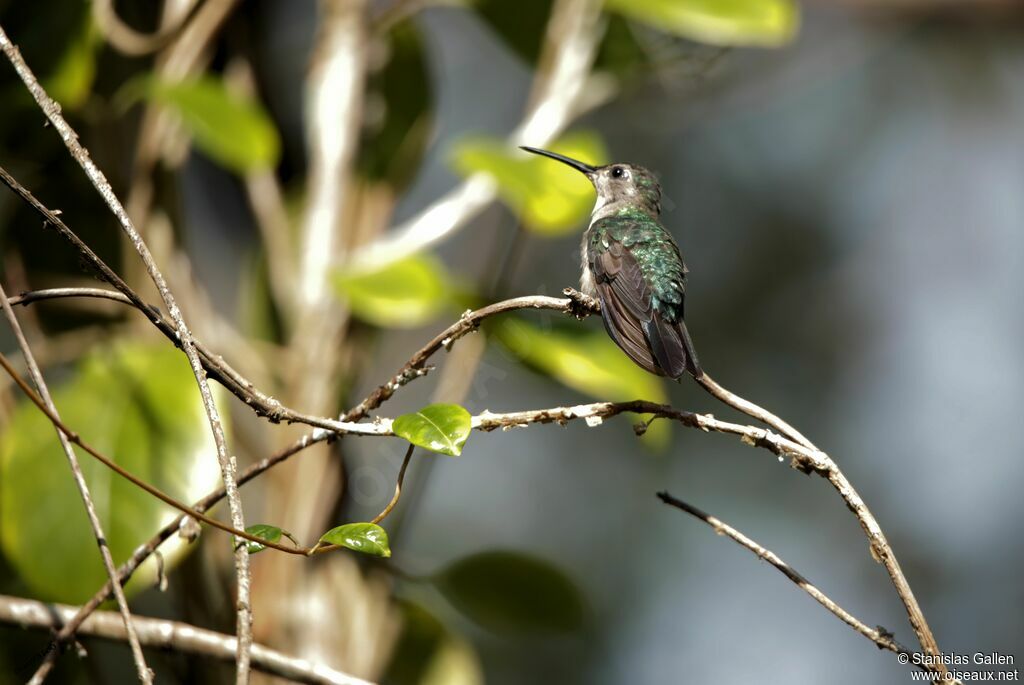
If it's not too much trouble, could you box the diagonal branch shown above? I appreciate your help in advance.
[0,26,253,682]
[0,594,374,685]
[656,491,920,667]
[0,285,153,684]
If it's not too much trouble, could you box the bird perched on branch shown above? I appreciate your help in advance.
[521,146,702,379]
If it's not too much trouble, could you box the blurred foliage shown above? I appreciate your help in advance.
[318,522,392,557]
[123,74,281,173]
[471,0,553,63]
[332,253,452,328]
[0,344,223,603]
[432,550,586,635]
[42,12,98,109]
[357,19,434,190]
[385,600,484,685]
[393,404,472,457]
[493,318,670,448]
[451,131,608,235]
[604,0,799,47]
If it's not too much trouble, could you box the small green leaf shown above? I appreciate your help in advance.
[242,524,284,554]
[0,344,225,602]
[332,254,450,328]
[432,551,586,635]
[451,131,607,235]
[127,74,281,172]
[319,522,391,557]
[604,0,799,48]
[493,318,670,450]
[392,404,472,457]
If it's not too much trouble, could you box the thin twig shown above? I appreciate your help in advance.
[0,594,375,685]
[656,492,920,667]
[0,29,253,681]
[371,444,415,525]
[0,286,153,684]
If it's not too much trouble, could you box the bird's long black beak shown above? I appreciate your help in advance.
[520,146,596,176]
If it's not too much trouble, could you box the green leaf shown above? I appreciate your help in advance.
[319,522,391,557]
[392,404,472,457]
[493,318,670,449]
[432,551,586,634]
[242,524,287,554]
[128,74,281,172]
[332,254,451,328]
[451,131,607,235]
[0,344,225,603]
[357,19,433,189]
[604,0,799,48]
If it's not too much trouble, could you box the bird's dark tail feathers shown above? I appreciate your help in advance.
[678,320,703,379]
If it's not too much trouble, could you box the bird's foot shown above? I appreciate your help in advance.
[563,287,600,319]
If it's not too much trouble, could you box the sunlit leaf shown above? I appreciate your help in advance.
[432,551,586,634]
[392,404,471,457]
[128,74,281,172]
[604,0,799,48]
[493,318,670,449]
[332,254,451,328]
[451,131,607,235]
[358,19,433,189]
[319,522,391,557]
[0,345,224,603]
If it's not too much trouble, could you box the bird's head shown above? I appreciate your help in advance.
[520,146,663,217]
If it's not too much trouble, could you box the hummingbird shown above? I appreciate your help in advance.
[521,146,702,379]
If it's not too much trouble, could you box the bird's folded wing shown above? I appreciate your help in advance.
[591,237,688,378]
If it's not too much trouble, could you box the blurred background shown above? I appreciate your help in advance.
[1,0,1022,683]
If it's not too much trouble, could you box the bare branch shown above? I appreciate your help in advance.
[0,285,153,684]
[0,594,374,685]
[691,378,951,681]
[0,29,253,681]
[656,492,918,665]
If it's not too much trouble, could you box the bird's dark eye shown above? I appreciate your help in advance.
[611,167,625,179]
